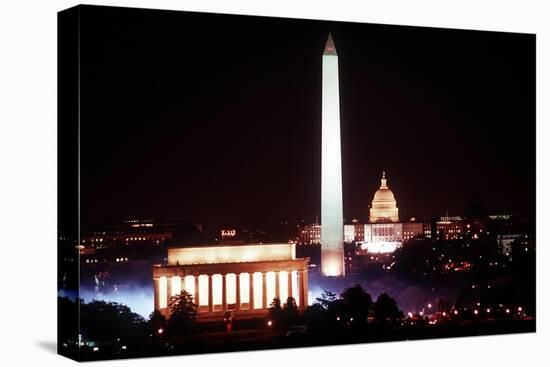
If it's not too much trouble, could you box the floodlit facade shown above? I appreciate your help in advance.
[342,173,424,253]
[298,224,321,245]
[321,33,345,276]
[369,172,399,223]
[436,216,464,240]
[153,242,309,320]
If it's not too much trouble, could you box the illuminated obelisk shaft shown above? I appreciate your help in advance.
[321,33,344,276]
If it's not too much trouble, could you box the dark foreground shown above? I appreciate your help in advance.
[61,318,535,361]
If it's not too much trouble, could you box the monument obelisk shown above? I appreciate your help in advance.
[321,33,344,276]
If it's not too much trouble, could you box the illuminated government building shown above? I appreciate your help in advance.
[369,171,399,223]
[153,242,309,320]
[350,172,423,253]
[300,172,424,253]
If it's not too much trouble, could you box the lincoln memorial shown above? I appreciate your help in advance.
[153,242,310,320]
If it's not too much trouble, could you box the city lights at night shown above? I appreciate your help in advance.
[57,4,535,362]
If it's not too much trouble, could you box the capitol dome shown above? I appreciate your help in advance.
[369,171,399,223]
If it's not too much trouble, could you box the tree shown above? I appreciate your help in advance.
[303,303,331,333]
[167,290,197,337]
[268,297,284,328]
[148,309,167,339]
[339,284,373,326]
[80,300,146,342]
[58,296,79,345]
[373,293,403,325]
[316,290,337,310]
[283,297,300,326]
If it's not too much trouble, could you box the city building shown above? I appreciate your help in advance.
[369,172,399,223]
[80,219,203,264]
[402,221,424,241]
[497,234,524,257]
[435,216,464,240]
[298,224,321,245]
[81,219,202,249]
[423,222,433,239]
[344,173,426,253]
[321,33,345,276]
[153,242,309,320]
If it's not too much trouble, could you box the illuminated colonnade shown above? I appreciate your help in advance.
[153,269,308,314]
[153,243,309,318]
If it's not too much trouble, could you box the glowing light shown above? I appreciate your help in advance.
[506,309,510,314]
[442,312,446,316]
[157,328,163,335]
[221,229,236,238]
[486,308,491,313]
[360,241,401,254]
[427,303,432,308]
[518,306,523,312]
[336,316,340,321]
[454,310,458,315]
[212,274,223,306]
[168,243,295,266]
[407,312,413,318]
[278,271,289,302]
[266,271,276,305]
[183,275,195,298]
[291,270,299,306]
[474,310,479,315]
[321,35,344,277]
[171,276,181,297]
[226,273,237,305]
[253,272,263,309]
[267,320,272,327]
[198,275,209,306]
[159,276,167,309]
[239,273,250,305]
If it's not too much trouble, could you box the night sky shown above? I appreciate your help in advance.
[79,5,535,229]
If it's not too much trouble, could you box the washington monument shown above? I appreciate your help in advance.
[320,33,345,276]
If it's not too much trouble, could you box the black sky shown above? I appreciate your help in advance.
[79,5,535,229]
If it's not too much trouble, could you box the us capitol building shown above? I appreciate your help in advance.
[346,171,423,253]
[300,171,425,253]
[369,171,399,223]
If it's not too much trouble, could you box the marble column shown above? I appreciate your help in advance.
[303,270,309,308]
[236,273,241,309]
[194,275,199,308]
[262,272,267,309]
[153,278,160,310]
[298,271,305,308]
[208,274,213,312]
[222,273,227,311]
[249,273,254,309]
[166,277,172,308]
[287,270,292,304]
[301,270,309,309]
[275,271,280,300]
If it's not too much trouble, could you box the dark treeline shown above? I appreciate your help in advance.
[58,281,533,360]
